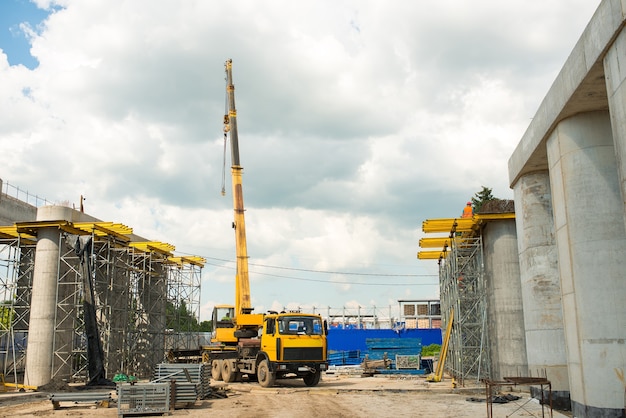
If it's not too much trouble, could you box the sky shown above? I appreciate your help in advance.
[0,0,602,321]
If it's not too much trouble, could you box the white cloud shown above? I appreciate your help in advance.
[0,0,601,319]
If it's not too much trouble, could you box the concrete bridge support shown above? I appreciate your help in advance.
[509,2,626,415]
[23,225,62,387]
[482,219,527,380]
[513,172,570,409]
[24,206,96,387]
[547,111,626,417]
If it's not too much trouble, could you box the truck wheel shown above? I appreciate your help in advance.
[222,359,238,383]
[211,359,223,381]
[303,369,321,387]
[257,360,275,388]
[234,329,258,339]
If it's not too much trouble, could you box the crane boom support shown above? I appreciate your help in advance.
[224,59,252,316]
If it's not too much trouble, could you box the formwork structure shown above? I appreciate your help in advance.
[165,256,204,352]
[0,229,35,384]
[438,234,490,384]
[0,220,204,385]
[419,217,491,385]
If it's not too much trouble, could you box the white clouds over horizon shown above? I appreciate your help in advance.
[0,0,601,319]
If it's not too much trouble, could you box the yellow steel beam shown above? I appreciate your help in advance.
[168,256,206,267]
[419,236,454,248]
[130,241,175,255]
[422,218,475,233]
[0,225,37,245]
[74,222,132,242]
[419,212,516,261]
[417,251,448,260]
[15,220,87,236]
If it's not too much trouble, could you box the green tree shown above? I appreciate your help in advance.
[0,302,13,331]
[166,301,201,332]
[471,186,495,214]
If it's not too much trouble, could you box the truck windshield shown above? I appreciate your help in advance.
[278,316,323,335]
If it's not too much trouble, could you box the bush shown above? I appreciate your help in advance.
[422,344,441,357]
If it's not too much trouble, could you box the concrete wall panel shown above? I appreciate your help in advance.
[605,27,626,227]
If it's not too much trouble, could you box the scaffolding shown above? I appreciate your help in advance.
[165,256,204,352]
[0,221,205,385]
[0,229,35,385]
[439,234,490,385]
[418,218,491,385]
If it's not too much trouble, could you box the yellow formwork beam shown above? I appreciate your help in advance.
[15,220,87,236]
[0,225,37,244]
[419,212,516,261]
[422,218,475,233]
[168,256,206,267]
[130,241,175,255]
[419,236,455,248]
[417,251,448,260]
[74,222,133,242]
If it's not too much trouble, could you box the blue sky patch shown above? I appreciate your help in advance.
[0,0,58,69]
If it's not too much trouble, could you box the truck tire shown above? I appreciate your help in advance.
[257,360,275,388]
[211,359,223,381]
[222,359,239,383]
[234,329,258,339]
[303,369,321,387]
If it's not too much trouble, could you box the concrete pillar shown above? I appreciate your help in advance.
[24,226,60,387]
[483,219,527,380]
[513,172,569,409]
[24,206,98,386]
[547,110,626,417]
[605,27,626,229]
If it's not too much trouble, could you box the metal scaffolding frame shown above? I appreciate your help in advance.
[165,257,203,351]
[125,244,169,379]
[0,221,204,385]
[52,234,88,381]
[439,234,490,385]
[0,234,35,384]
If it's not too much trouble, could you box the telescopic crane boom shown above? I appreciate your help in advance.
[217,59,263,342]
[224,58,253,318]
[203,60,328,387]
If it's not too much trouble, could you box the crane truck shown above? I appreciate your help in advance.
[202,59,328,388]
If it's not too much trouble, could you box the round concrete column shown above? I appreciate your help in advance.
[513,172,569,408]
[547,110,626,417]
[24,226,60,387]
[482,219,527,380]
[24,205,92,387]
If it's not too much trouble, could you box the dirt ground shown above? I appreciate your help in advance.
[0,371,569,418]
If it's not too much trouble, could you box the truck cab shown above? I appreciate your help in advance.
[255,312,328,387]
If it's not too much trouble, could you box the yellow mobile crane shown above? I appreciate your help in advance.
[204,60,328,388]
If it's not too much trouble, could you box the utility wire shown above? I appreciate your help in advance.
[200,255,437,278]
[200,257,438,286]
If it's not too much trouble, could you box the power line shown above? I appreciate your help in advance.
[200,257,439,287]
[200,255,438,278]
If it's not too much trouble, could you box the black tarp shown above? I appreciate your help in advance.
[75,236,112,387]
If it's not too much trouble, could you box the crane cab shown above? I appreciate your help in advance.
[211,305,237,344]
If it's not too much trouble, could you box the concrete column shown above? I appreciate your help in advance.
[513,172,569,409]
[605,27,626,228]
[547,110,626,417]
[24,226,60,387]
[483,219,527,380]
[24,206,97,386]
